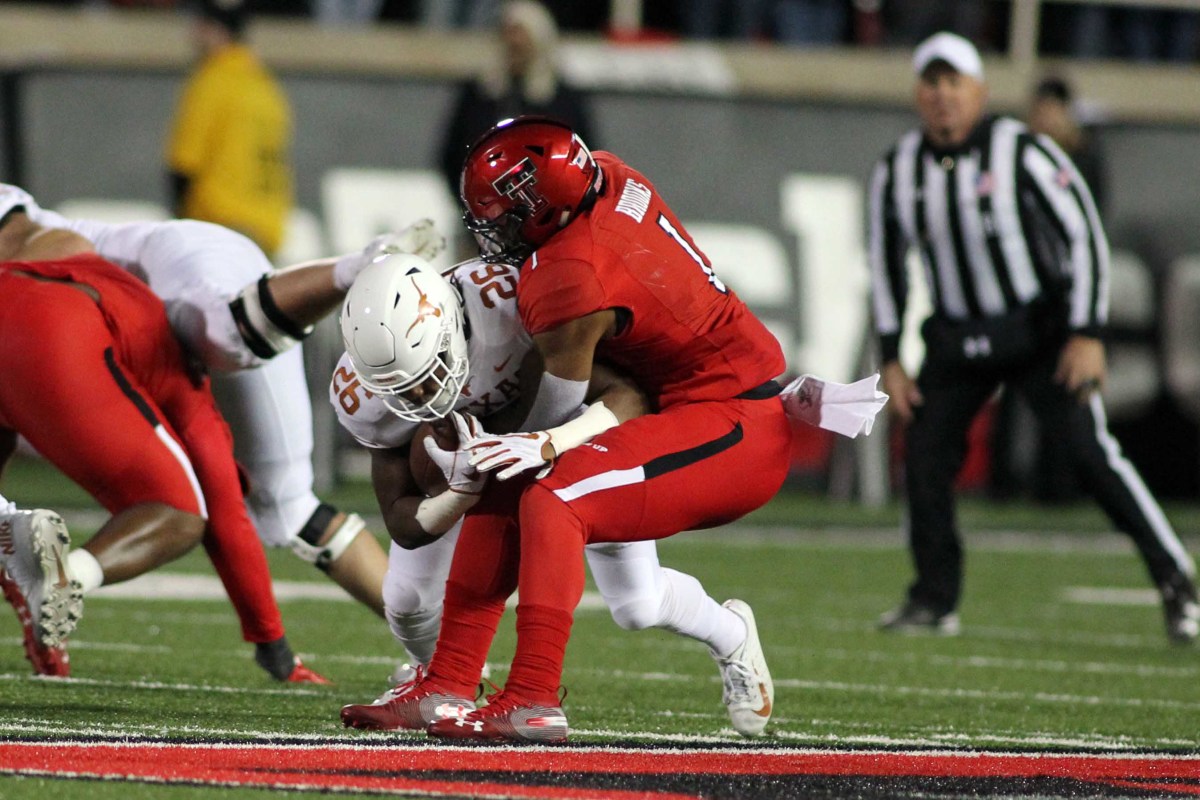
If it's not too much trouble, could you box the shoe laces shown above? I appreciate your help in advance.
[718,658,757,704]
[382,664,430,700]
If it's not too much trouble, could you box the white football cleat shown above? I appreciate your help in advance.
[711,599,774,738]
[0,509,83,651]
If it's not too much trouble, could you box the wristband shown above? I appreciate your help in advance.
[414,489,480,535]
[545,401,619,456]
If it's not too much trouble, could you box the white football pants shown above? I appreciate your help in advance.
[208,346,321,547]
[382,527,743,662]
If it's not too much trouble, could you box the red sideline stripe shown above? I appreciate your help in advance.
[2,742,1199,781]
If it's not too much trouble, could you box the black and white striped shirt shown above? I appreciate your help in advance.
[867,115,1109,363]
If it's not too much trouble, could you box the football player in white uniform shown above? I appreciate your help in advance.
[332,253,771,736]
[0,182,442,620]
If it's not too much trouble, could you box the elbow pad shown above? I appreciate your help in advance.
[229,275,314,360]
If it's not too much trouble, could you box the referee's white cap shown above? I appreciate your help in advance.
[913,32,984,80]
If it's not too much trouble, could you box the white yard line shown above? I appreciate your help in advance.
[776,646,1200,679]
[0,716,1195,753]
[0,672,327,697]
[87,572,612,611]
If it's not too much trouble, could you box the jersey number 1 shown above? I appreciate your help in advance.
[657,213,727,293]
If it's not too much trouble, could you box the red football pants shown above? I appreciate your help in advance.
[0,274,283,643]
[431,396,792,701]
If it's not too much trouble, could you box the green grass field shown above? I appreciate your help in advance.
[2,454,1199,798]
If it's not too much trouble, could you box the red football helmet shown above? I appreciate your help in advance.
[459,116,601,265]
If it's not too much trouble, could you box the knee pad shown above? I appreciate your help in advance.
[289,502,365,572]
[607,596,664,632]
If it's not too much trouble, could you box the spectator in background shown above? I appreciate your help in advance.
[436,0,594,202]
[311,0,383,25]
[1065,5,1199,63]
[882,0,993,48]
[166,0,293,260]
[1027,76,1105,213]
[417,0,498,29]
[675,0,769,41]
[772,0,847,46]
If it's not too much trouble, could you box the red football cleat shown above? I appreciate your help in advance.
[341,666,475,731]
[286,659,332,685]
[427,689,568,743]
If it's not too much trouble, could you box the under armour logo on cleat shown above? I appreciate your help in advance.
[435,702,469,719]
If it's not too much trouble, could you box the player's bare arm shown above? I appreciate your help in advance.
[0,213,93,262]
[533,309,618,383]
[369,445,443,551]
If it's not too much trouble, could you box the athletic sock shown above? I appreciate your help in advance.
[68,548,104,593]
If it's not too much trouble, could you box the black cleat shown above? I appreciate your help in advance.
[1161,573,1199,645]
[878,601,960,636]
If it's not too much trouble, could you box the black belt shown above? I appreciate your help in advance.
[735,380,783,400]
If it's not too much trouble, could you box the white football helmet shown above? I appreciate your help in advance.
[340,252,469,421]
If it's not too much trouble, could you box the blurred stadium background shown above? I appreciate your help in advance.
[1,0,1198,508]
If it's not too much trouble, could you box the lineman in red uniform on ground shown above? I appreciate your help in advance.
[0,208,325,682]
[380,116,793,742]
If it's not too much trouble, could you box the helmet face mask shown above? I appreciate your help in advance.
[340,253,470,422]
[464,206,533,267]
[460,116,598,265]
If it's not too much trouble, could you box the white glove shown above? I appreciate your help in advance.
[466,430,554,482]
[423,412,487,495]
[781,373,889,439]
[391,218,447,263]
[332,219,447,291]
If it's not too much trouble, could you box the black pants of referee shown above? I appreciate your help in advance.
[903,344,1194,614]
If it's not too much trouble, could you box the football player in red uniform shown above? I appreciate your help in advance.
[386,117,793,742]
[0,206,325,683]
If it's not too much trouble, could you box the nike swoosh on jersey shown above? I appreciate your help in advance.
[493,355,513,372]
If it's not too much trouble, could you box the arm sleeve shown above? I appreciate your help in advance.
[1019,134,1110,336]
[518,372,589,431]
[866,152,910,363]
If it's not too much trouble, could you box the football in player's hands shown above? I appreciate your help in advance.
[408,420,456,496]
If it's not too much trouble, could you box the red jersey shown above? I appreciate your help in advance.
[517,152,785,409]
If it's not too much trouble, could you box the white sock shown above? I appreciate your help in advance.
[67,549,104,593]
[657,568,746,657]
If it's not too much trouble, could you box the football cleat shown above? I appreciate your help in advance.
[711,599,774,738]
[878,600,961,636]
[0,571,71,677]
[286,659,332,684]
[390,661,422,685]
[341,666,476,731]
[1161,573,1199,645]
[0,508,83,663]
[427,689,569,743]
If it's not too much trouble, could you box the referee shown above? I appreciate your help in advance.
[868,32,1198,642]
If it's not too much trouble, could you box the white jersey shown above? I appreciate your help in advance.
[0,183,318,545]
[2,182,273,371]
[331,259,529,449]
